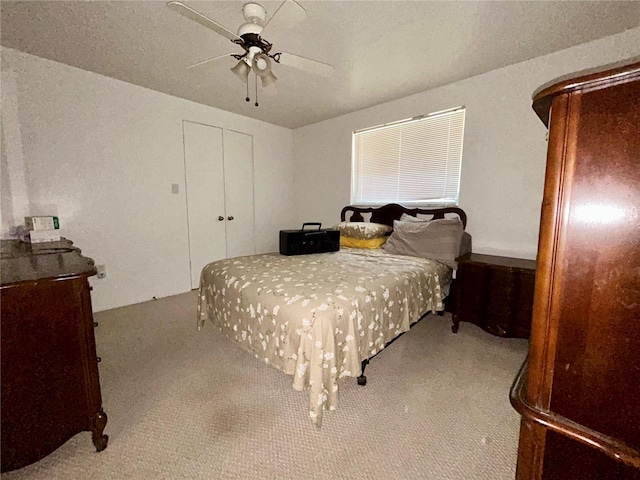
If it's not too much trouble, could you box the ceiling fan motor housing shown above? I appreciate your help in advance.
[242,3,267,25]
[237,33,273,55]
[237,22,263,37]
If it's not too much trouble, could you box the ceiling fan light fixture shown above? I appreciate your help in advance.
[252,53,272,76]
[262,82,278,97]
[230,59,251,83]
[255,57,268,71]
[260,70,277,87]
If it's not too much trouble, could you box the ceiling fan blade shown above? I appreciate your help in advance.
[276,52,335,78]
[186,53,236,70]
[167,1,241,42]
[260,0,306,36]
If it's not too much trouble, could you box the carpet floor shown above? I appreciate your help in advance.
[2,290,528,480]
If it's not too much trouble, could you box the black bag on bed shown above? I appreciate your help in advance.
[279,223,340,256]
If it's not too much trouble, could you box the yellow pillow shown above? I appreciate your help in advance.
[340,235,387,249]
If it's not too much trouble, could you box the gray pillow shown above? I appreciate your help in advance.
[383,218,464,268]
[399,213,471,257]
[399,213,425,222]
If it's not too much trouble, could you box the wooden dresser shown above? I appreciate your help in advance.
[452,253,536,339]
[510,62,640,478]
[1,239,108,472]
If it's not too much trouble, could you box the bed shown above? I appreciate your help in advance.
[197,203,469,426]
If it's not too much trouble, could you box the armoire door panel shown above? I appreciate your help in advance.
[548,79,640,447]
[183,121,227,289]
[222,130,255,259]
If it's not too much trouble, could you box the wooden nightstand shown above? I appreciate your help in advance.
[451,252,536,339]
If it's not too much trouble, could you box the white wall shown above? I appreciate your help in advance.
[1,47,294,311]
[292,27,640,259]
[1,68,30,233]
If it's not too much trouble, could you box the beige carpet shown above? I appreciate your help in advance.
[2,291,528,480]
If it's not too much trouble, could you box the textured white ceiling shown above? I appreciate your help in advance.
[2,1,640,128]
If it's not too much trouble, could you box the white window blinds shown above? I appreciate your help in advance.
[351,107,465,206]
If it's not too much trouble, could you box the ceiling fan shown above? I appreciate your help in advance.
[167,0,335,106]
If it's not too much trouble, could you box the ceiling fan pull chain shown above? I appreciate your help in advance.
[255,74,259,107]
[246,79,250,103]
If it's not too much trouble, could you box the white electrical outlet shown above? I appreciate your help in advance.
[171,183,179,194]
[96,264,107,279]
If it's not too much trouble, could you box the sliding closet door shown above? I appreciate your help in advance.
[223,130,255,258]
[183,121,226,289]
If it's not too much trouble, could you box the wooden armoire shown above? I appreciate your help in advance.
[510,61,640,479]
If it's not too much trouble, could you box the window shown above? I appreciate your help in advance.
[351,107,465,206]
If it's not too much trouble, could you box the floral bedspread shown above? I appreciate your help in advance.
[197,247,452,426]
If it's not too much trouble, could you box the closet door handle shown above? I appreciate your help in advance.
[227,216,234,221]
[218,216,224,221]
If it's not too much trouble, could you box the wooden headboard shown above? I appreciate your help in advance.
[341,203,467,229]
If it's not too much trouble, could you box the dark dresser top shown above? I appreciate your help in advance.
[456,252,537,271]
[1,239,96,286]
